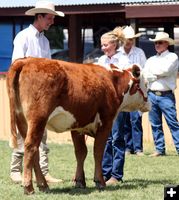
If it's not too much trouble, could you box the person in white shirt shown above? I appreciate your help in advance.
[143,32,179,157]
[98,26,128,185]
[10,1,64,183]
[12,24,51,61]
[117,26,146,156]
[98,27,125,69]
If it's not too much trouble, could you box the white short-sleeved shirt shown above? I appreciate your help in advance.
[12,24,51,62]
[98,52,123,70]
[116,46,147,69]
[98,46,146,71]
[143,50,179,91]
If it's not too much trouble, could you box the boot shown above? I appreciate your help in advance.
[10,151,23,183]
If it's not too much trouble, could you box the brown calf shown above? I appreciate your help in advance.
[6,57,150,194]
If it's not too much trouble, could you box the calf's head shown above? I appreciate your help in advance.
[112,64,151,112]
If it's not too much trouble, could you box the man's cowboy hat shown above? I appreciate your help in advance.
[122,26,142,39]
[149,32,175,45]
[25,1,64,17]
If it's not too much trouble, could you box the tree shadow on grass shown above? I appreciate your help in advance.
[48,178,176,195]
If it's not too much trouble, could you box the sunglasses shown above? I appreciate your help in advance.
[154,41,165,45]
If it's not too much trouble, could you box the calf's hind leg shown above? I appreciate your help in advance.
[71,131,87,188]
[23,121,48,194]
[33,149,49,192]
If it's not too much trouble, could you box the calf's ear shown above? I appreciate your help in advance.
[111,68,123,85]
[131,64,140,78]
[110,64,119,70]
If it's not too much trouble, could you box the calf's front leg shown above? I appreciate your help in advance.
[71,131,87,188]
[93,127,111,190]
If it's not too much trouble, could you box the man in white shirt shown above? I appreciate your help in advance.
[117,26,146,156]
[10,0,64,183]
[144,32,179,157]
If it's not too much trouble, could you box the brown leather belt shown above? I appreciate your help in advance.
[148,90,173,96]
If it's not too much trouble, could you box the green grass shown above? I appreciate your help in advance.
[0,140,178,200]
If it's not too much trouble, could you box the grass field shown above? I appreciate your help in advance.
[0,140,178,200]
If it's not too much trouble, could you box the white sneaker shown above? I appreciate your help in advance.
[10,172,22,183]
[136,152,144,156]
[44,173,63,184]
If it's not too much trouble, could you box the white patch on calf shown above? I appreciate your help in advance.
[73,112,102,137]
[128,79,133,87]
[119,79,147,112]
[46,106,76,133]
[139,71,148,100]
[119,91,140,111]
[46,107,102,136]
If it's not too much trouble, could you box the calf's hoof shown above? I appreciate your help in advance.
[24,186,35,195]
[94,180,105,190]
[38,185,50,193]
[73,179,86,189]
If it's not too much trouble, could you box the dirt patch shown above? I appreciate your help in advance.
[47,130,94,145]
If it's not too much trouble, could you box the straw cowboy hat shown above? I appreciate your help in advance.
[149,32,175,45]
[25,1,65,17]
[122,25,142,39]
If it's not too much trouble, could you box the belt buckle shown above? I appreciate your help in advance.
[155,91,162,96]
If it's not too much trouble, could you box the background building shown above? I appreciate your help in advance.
[1,0,179,71]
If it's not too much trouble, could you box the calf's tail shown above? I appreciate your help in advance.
[6,59,25,148]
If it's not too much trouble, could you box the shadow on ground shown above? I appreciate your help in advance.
[47,178,175,195]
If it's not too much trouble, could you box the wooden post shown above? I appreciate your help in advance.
[164,24,174,52]
[68,15,83,63]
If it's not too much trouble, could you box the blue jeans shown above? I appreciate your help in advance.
[102,112,127,181]
[124,112,143,153]
[148,91,179,154]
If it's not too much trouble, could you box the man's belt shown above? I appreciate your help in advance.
[148,89,173,96]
